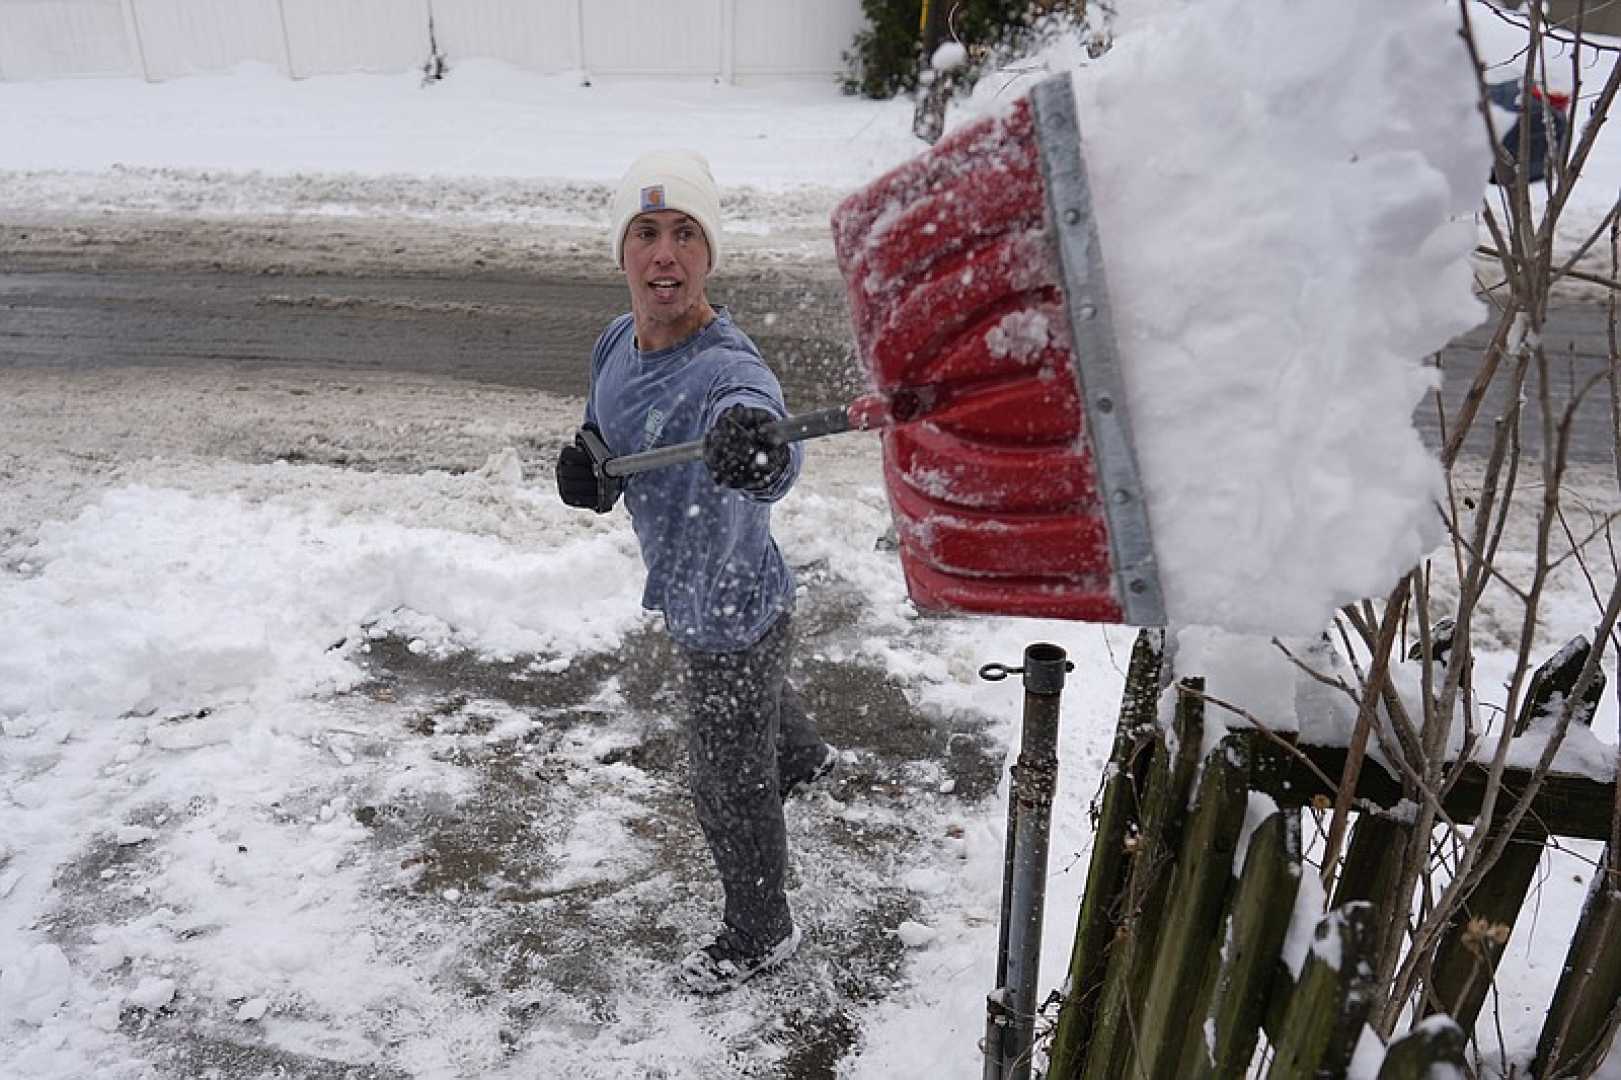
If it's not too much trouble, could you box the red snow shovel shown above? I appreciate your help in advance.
[596,72,1164,627]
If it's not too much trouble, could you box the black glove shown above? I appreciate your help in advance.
[555,425,622,513]
[703,405,790,492]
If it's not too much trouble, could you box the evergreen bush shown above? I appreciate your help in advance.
[840,0,1080,99]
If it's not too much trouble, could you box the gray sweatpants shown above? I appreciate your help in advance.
[678,613,825,952]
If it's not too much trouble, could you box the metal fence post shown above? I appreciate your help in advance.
[981,642,1070,1080]
[718,0,735,83]
[274,0,296,79]
[911,0,948,142]
[118,0,151,81]
[573,0,588,81]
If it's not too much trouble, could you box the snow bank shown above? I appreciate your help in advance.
[0,480,648,724]
[0,58,917,202]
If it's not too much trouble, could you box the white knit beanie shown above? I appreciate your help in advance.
[610,149,722,273]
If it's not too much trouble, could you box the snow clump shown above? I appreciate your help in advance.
[932,42,969,73]
[954,0,1488,635]
[1072,0,1488,634]
[0,944,73,1027]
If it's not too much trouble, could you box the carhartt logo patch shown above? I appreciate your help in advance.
[641,407,667,452]
[640,185,666,212]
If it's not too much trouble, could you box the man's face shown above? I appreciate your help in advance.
[621,211,713,347]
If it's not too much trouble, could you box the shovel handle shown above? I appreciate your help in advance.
[599,404,860,479]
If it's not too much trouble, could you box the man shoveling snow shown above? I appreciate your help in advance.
[554,149,837,993]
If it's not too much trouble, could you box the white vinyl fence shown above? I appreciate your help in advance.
[0,0,865,82]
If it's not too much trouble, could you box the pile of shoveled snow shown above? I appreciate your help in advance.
[959,0,1489,637]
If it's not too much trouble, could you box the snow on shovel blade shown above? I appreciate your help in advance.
[831,72,1165,626]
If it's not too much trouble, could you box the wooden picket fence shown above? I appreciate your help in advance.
[1041,629,1621,1079]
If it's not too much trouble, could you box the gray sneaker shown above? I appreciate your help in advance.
[780,743,838,802]
[678,924,803,994]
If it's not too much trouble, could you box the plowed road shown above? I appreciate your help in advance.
[1,267,1615,464]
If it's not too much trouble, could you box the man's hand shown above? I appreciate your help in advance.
[556,425,622,513]
[703,405,790,492]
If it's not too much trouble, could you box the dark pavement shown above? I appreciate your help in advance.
[1,267,1615,464]
[0,269,863,412]
[1430,304,1618,464]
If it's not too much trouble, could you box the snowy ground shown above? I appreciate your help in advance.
[0,362,1145,1079]
[2,360,1618,1079]
[6,3,1621,1077]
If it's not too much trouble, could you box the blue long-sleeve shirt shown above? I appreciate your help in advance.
[584,310,802,652]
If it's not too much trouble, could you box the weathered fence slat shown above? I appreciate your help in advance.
[1332,811,1410,976]
[1424,833,1544,1025]
[1174,902,1228,1080]
[1377,1016,1465,1079]
[1246,739,1614,841]
[1427,634,1604,1029]
[1264,902,1378,1080]
[1046,628,1163,1079]
[1333,814,1406,909]
[1044,629,1617,1079]
[1079,678,1205,1080]
[1135,733,1251,1080]
[1178,805,1304,1079]
[1534,850,1621,1077]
